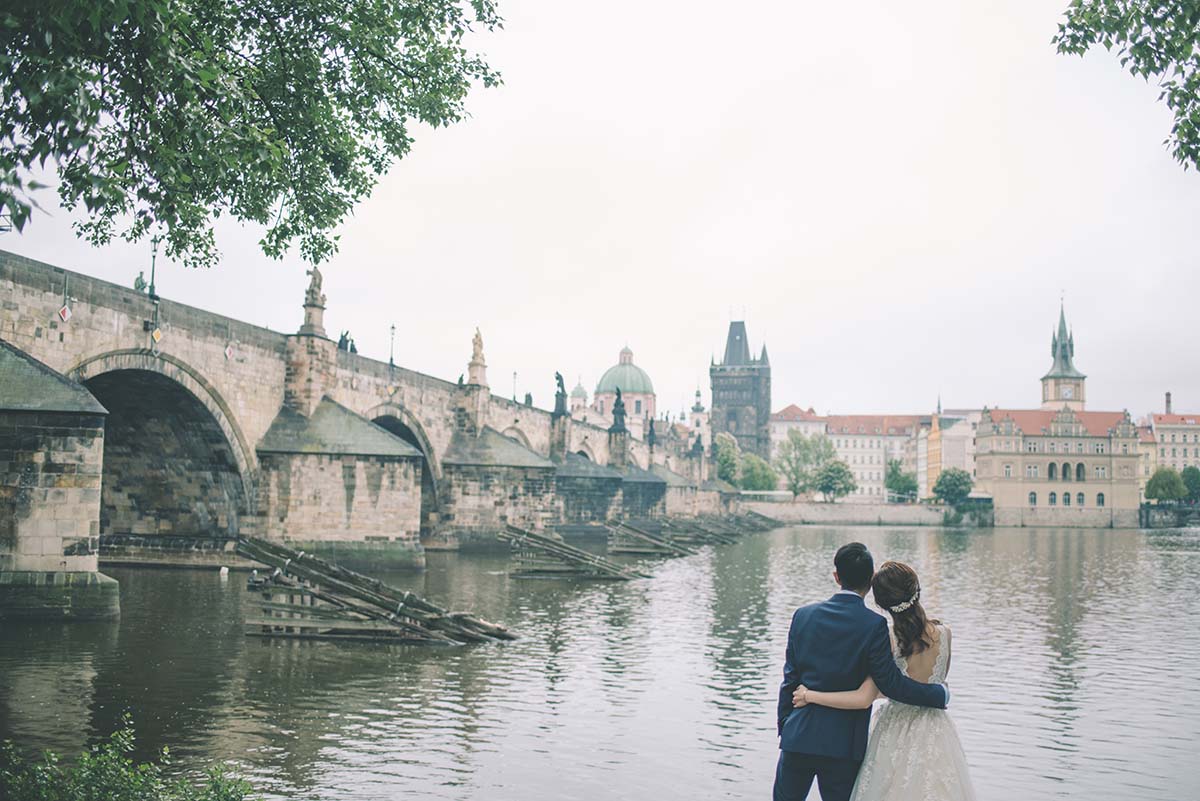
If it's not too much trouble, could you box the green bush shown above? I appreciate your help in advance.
[0,718,254,801]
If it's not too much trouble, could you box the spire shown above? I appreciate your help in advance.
[937,394,942,415]
[720,321,752,365]
[1043,303,1085,380]
[759,343,770,365]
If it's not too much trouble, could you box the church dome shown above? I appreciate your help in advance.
[595,347,654,395]
[570,381,587,399]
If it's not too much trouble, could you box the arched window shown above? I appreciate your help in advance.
[1097,493,1105,507]
[1063,492,1071,507]
[1028,492,1037,506]
[1077,492,1085,506]
[1076,463,1086,482]
[1048,462,1058,480]
[1049,491,1057,506]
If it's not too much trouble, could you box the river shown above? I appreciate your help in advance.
[1,525,1197,800]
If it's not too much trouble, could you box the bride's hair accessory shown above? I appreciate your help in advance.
[888,587,919,613]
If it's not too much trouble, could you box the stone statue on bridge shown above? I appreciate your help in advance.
[305,265,326,307]
[609,387,627,433]
[467,328,488,386]
[553,371,568,417]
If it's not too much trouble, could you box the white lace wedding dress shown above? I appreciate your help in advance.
[849,624,977,801]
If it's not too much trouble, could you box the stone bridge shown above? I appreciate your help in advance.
[1,249,722,588]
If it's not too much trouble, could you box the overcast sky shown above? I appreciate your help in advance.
[7,0,1200,420]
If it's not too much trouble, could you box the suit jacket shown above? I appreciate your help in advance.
[777,592,947,761]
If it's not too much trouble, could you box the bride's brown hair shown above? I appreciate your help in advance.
[871,561,938,658]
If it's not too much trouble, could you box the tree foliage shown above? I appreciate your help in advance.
[739,453,778,491]
[1182,465,1200,501]
[1054,1,1200,172]
[884,459,918,502]
[773,430,836,498]
[813,460,856,503]
[0,0,501,268]
[0,717,253,801]
[932,467,973,507]
[1146,466,1188,501]
[714,432,741,485]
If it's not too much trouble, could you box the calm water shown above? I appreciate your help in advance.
[2,525,1199,800]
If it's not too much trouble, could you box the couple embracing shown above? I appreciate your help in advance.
[774,543,976,801]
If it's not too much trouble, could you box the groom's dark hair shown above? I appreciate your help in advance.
[834,542,874,591]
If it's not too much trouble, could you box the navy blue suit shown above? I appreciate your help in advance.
[774,591,947,801]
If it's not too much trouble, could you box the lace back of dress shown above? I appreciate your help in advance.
[894,623,949,684]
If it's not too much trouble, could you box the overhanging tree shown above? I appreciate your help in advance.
[1054,1,1200,172]
[1146,466,1187,502]
[0,0,501,268]
[1182,465,1200,502]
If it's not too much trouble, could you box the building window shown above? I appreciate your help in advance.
[1048,463,1058,480]
[1029,492,1037,506]
[1171,434,1177,442]
[1121,444,1129,454]
[1062,462,1072,482]
[1095,466,1107,478]
[1094,443,1105,454]
[1077,492,1085,506]
[1004,464,1012,478]
[1049,492,1057,506]
[1063,492,1071,507]
[1076,463,1086,482]
[1097,493,1105,507]
[1049,442,1057,453]
[635,400,642,414]
[1077,443,1084,453]
[1027,441,1038,453]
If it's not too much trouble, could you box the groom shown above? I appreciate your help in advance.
[773,542,948,801]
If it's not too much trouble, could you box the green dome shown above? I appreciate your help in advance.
[595,347,654,395]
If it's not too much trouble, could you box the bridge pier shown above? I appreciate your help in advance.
[0,342,119,620]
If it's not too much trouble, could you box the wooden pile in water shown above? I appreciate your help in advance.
[237,537,516,645]
[607,520,698,557]
[499,524,650,580]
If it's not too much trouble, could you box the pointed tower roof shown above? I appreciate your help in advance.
[759,343,770,365]
[721,321,752,365]
[1042,304,1086,379]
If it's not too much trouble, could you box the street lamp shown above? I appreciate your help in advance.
[389,324,396,370]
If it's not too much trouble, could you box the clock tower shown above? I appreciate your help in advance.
[1040,304,1086,411]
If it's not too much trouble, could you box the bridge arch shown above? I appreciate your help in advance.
[500,425,532,450]
[365,402,443,537]
[574,442,597,462]
[70,349,254,537]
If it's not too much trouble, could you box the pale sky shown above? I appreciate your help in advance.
[7,0,1200,420]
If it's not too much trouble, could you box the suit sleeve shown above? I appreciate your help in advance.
[777,612,800,734]
[866,617,947,709]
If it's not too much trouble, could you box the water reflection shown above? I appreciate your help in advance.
[1,527,1198,800]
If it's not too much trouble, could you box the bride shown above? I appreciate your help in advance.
[792,561,976,801]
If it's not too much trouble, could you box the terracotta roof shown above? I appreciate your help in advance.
[772,404,824,422]
[1137,425,1156,443]
[825,414,922,436]
[1152,414,1200,426]
[985,409,1127,437]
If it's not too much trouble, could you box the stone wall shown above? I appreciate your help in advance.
[555,474,623,527]
[256,452,423,568]
[994,507,1137,529]
[441,464,557,548]
[0,410,118,618]
[621,480,667,519]
[745,500,946,526]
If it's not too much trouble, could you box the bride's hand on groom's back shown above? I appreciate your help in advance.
[792,685,809,708]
